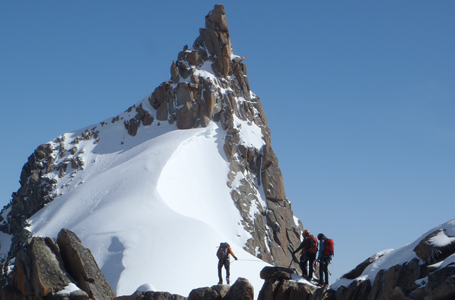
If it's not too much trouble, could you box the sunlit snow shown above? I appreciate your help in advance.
[28,113,270,297]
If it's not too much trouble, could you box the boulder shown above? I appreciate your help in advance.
[260,266,294,280]
[11,237,72,297]
[3,230,117,300]
[414,229,455,264]
[210,285,230,298]
[57,229,116,300]
[188,287,220,300]
[224,278,254,300]
[257,277,317,300]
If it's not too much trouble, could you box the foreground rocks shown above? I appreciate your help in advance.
[1,229,256,300]
[257,230,455,300]
[2,228,115,300]
[258,267,332,300]
[114,278,254,300]
[2,229,455,300]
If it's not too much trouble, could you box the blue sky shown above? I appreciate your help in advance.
[1,1,454,283]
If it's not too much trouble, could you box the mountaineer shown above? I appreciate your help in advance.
[292,229,319,280]
[216,242,238,284]
[317,233,334,286]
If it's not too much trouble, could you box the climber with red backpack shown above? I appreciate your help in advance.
[292,229,318,280]
[216,242,237,285]
[317,233,334,286]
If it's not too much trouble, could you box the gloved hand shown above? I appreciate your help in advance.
[234,256,238,260]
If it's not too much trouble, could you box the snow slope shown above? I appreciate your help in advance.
[27,107,270,297]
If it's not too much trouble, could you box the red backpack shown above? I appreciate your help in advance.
[323,238,334,256]
[306,235,319,254]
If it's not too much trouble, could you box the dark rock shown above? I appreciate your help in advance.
[114,291,186,300]
[144,291,180,300]
[156,103,169,121]
[188,287,220,300]
[224,278,254,300]
[124,119,140,136]
[260,266,294,280]
[341,254,383,280]
[287,281,316,300]
[258,278,316,300]
[210,285,230,298]
[414,229,455,264]
[423,266,455,300]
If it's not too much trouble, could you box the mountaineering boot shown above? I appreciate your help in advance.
[227,277,230,285]
[218,279,223,285]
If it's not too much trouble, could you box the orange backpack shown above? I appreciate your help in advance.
[306,235,319,254]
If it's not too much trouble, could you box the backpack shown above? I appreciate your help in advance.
[217,242,229,259]
[323,238,334,256]
[306,235,319,254]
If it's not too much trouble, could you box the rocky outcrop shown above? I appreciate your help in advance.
[257,267,328,300]
[0,127,101,275]
[2,229,115,300]
[413,229,455,265]
[115,278,252,300]
[323,229,455,300]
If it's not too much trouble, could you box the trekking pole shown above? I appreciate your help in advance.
[288,250,297,268]
[288,259,293,269]
[287,245,299,268]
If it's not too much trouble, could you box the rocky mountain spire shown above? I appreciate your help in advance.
[0,4,303,279]
[149,4,304,267]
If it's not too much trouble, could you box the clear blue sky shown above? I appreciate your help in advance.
[1,1,454,282]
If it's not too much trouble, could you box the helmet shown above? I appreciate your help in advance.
[317,233,324,240]
[303,229,310,236]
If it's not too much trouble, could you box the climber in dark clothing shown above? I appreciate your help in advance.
[217,242,237,285]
